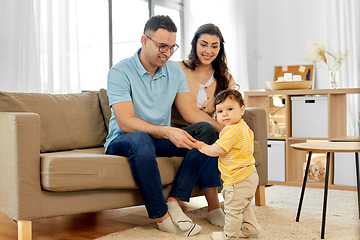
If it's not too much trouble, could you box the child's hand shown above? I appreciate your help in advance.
[194,140,206,151]
[196,141,226,157]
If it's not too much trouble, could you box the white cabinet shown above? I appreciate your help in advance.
[245,88,360,191]
[267,140,285,182]
[334,152,359,186]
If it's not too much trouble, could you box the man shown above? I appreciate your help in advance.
[105,15,223,237]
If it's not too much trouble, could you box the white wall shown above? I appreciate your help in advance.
[183,0,249,93]
[243,0,258,90]
[184,0,331,91]
[246,0,329,90]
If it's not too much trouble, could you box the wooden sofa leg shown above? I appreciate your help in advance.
[18,220,32,240]
[255,185,265,206]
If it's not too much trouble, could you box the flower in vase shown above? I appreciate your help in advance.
[304,42,328,64]
[304,42,349,71]
[303,42,349,88]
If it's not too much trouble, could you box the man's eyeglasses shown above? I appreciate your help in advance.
[146,35,179,54]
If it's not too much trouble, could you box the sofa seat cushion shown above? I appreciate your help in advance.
[41,147,182,192]
[41,142,261,192]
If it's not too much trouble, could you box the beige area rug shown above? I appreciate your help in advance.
[95,185,360,240]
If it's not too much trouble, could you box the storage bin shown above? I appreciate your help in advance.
[267,140,285,182]
[334,152,359,186]
[291,96,328,138]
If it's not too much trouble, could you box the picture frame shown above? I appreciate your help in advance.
[274,65,315,89]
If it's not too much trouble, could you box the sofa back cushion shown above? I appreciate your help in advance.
[242,109,255,133]
[0,91,107,152]
[97,88,111,131]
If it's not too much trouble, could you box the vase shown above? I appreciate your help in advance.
[329,70,338,89]
[268,116,275,137]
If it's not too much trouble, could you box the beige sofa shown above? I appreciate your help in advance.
[0,89,267,240]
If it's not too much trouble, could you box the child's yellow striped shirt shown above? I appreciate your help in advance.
[215,119,255,185]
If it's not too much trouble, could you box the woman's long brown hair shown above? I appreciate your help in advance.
[183,23,231,97]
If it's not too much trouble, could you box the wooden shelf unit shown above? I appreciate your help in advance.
[245,88,360,191]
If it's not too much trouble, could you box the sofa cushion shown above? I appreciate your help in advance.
[97,88,111,131]
[253,140,262,166]
[243,109,262,166]
[40,147,181,192]
[40,144,261,192]
[0,91,107,152]
[243,109,255,132]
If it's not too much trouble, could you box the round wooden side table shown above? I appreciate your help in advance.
[290,142,360,239]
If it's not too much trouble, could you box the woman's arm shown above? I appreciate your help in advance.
[174,92,223,133]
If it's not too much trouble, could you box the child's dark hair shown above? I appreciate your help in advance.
[144,15,177,34]
[214,89,245,107]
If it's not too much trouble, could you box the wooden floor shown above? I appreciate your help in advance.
[0,195,215,240]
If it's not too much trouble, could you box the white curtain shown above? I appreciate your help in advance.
[327,0,360,136]
[0,0,80,93]
[0,1,41,92]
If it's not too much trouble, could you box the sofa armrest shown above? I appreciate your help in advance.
[244,107,268,186]
[0,113,42,220]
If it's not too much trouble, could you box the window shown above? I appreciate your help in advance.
[154,4,182,61]
[74,0,183,91]
[112,0,149,65]
[76,0,109,91]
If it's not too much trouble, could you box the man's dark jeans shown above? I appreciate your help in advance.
[106,122,220,219]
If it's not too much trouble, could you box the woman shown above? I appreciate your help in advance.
[172,24,235,127]
[172,23,235,227]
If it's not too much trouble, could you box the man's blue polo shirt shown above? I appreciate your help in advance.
[104,49,189,151]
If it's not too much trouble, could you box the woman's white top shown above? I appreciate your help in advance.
[197,72,215,108]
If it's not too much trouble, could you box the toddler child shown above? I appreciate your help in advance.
[195,89,261,239]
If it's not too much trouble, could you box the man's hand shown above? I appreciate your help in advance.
[165,127,199,150]
[194,140,207,152]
